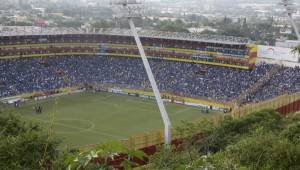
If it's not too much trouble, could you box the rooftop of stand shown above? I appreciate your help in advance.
[0,26,250,45]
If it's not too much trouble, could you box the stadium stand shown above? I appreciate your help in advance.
[0,29,299,105]
[0,27,254,69]
[0,56,299,104]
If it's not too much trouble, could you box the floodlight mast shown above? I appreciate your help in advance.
[110,0,172,145]
[280,0,300,41]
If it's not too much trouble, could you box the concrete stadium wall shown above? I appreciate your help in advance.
[257,45,300,68]
[257,45,299,62]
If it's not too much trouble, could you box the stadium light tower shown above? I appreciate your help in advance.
[110,0,172,145]
[280,0,300,41]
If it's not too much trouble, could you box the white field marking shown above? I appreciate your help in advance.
[124,98,194,116]
[25,117,126,139]
[96,98,160,120]
[99,100,123,109]
[96,95,156,113]
[51,118,96,134]
[100,100,159,119]
[173,107,193,116]
[95,94,126,108]
[100,95,153,110]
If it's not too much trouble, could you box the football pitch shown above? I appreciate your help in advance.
[6,92,221,148]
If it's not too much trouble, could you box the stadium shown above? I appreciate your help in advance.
[0,26,300,135]
[1,26,300,150]
[1,0,300,169]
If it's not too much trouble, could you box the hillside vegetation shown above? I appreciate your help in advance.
[150,109,300,170]
[1,109,299,169]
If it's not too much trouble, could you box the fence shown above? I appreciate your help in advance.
[231,92,300,118]
[80,129,180,151]
[121,130,165,150]
[276,98,300,115]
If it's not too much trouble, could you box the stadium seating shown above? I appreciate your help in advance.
[0,56,299,103]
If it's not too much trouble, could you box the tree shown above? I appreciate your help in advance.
[149,110,291,170]
[91,20,114,30]
[157,19,189,33]
[224,134,300,170]
[292,44,300,55]
[0,115,60,170]
[292,44,300,62]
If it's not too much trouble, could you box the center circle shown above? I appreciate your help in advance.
[52,119,95,134]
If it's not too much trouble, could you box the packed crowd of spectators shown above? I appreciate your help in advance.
[246,66,300,103]
[0,56,299,103]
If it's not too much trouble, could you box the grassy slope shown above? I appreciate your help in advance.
[4,92,221,148]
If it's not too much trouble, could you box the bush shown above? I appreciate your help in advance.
[149,146,189,170]
[202,110,283,153]
[0,114,60,170]
[281,123,300,144]
[149,110,300,170]
[224,134,300,170]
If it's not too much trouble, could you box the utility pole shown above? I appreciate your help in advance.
[110,0,172,144]
[280,0,300,41]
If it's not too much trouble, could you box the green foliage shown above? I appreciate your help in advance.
[292,45,300,55]
[224,134,300,170]
[158,19,189,33]
[207,17,279,45]
[149,120,215,169]
[65,141,146,170]
[225,134,275,169]
[149,145,189,170]
[0,114,28,136]
[280,123,300,144]
[150,109,300,170]
[0,114,60,170]
[176,120,214,159]
[187,153,243,170]
[92,20,114,30]
[203,109,283,153]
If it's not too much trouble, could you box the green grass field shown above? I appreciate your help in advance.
[4,92,221,148]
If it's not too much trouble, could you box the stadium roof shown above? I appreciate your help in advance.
[0,26,250,45]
